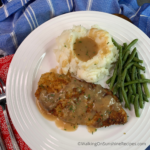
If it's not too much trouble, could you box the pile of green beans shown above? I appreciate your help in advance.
[106,38,150,117]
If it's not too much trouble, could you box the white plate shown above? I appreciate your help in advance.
[7,11,150,150]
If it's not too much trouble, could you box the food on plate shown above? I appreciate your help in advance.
[106,38,150,117]
[140,74,150,98]
[35,72,127,130]
[54,25,118,83]
[35,24,150,133]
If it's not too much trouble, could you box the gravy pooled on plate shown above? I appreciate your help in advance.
[36,99,78,131]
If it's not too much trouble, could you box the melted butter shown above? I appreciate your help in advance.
[73,37,99,62]
[36,99,78,131]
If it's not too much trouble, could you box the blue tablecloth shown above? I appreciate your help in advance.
[0,0,150,149]
[0,0,150,55]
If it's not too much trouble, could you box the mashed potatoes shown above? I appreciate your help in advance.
[54,25,118,83]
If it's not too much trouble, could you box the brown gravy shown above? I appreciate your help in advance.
[55,119,78,131]
[36,99,78,131]
[87,126,97,134]
[36,71,122,131]
[73,37,99,62]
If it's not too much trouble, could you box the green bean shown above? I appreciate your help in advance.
[135,53,145,104]
[120,64,134,85]
[113,84,118,95]
[136,54,146,108]
[135,52,139,60]
[112,38,120,49]
[133,57,143,63]
[110,63,118,90]
[125,103,128,108]
[128,67,132,75]
[124,62,145,72]
[131,66,136,94]
[121,63,134,84]
[128,85,133,94]
[128,91,132,103]
[133,62,144,108]
[121,69,127,82]
[115,63,134,90]
[107,38,149,115]
[125,87,128,93]
[122,86,130,110]
[133,63,145,71]
[123,43,127,50]
[143,94,149,102]
[126,39,138,49]
[135,63,143,109]
[126,62,136,70]
[121,69,130,109]
[130,95,135,104]
[125,92,131,108]
[122,51,130,65]
[124,79,150,86]
[136,66,141,79]
[134,94,140,117]
[118,88,123,102]
[141,74,150,98]
[121,64,135,110]
[123,39,138,55]
[118,46,122,83]
[124,48,137,68]
[121,69,127,83]
[113,46,123,93]
[135,55,141,79]
[111,46,122,92]
[106,77,112,84]
[106,75,119,85]
[135,66,138,79]
[113,79,121,95]
[137,83,144,108]
[125,73,133,94]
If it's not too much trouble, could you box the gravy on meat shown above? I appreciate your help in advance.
[37,72,122,132]
[36,99,78,131]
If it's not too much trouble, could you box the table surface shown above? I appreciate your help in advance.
[137,0,150,5]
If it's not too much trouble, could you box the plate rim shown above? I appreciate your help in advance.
[6,11,150,150]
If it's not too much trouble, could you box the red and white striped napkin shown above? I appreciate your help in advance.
[0,55,31,150]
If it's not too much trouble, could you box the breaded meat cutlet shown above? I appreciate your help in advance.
[35,72,127,128]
